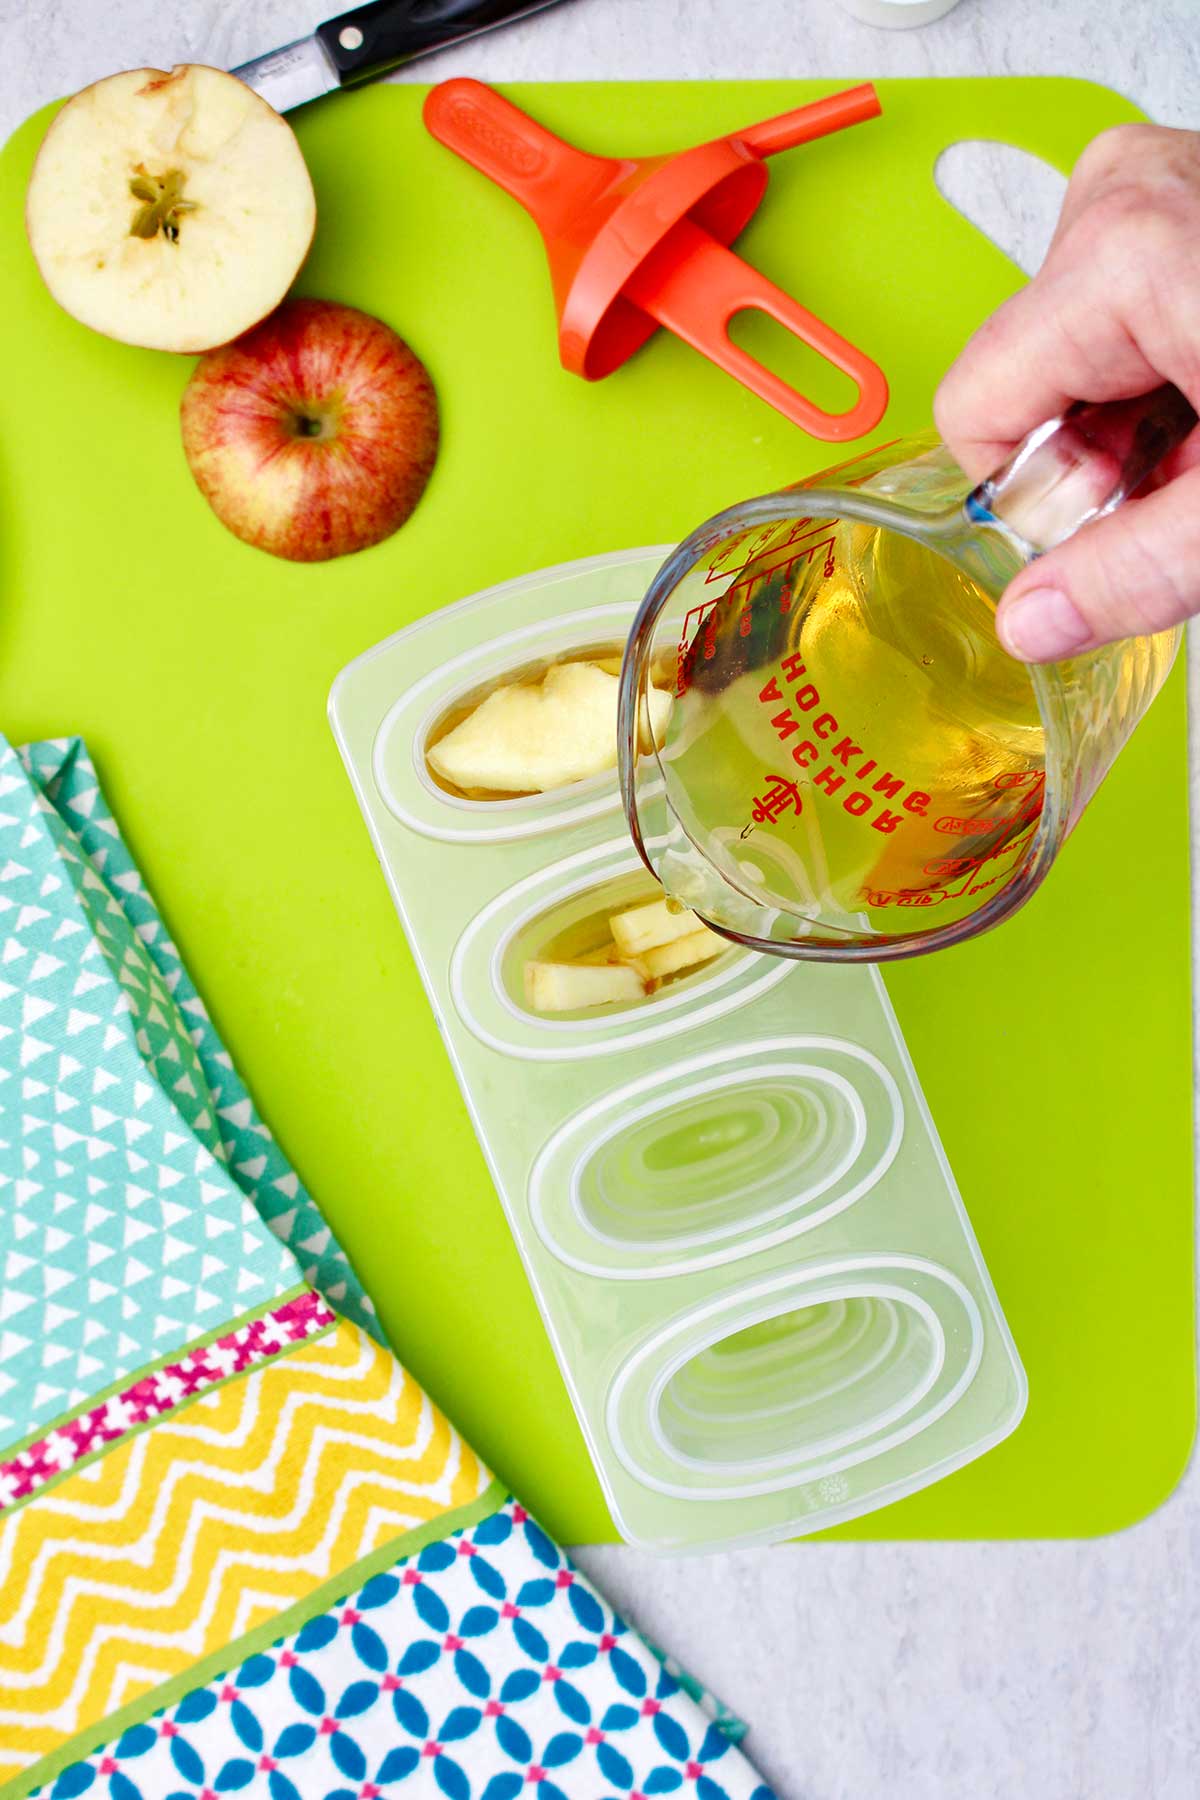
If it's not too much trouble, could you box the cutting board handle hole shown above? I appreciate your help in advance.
[934,141,1067,278]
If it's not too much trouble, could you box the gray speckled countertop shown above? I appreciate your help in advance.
[3,4,1197,1795]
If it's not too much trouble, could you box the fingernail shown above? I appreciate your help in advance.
[998,586,1093,662]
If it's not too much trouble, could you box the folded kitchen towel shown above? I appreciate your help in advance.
[0,736,768,1800]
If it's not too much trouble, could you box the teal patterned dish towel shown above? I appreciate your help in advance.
[0,733,750,1755]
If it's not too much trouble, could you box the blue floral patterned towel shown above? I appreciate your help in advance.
[47,1499,770,1800]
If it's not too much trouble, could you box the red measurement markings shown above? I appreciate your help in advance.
[935,815,1005,835]
[933,808,1039,836]
[727,523,837,598]
[703,522,784,586]
[865,813,1039,912]
[702,516,839,592]
[718,525,836,649]
[923,826,1036,881]
[704,440,902,593]
[994,769,1042,790]
[859,886,942,910]
[674,596,722,695]
[861,845,1036,912]
[676,525,838,688]
[994,768,1046,812]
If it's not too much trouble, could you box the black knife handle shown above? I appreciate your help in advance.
[317,0,569,83]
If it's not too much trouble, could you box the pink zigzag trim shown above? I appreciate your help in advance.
[0,1291,335,1510]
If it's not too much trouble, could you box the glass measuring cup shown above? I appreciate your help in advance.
[618,385,1196,961]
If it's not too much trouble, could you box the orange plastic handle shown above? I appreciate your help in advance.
[736,84,882,160]
[424,78,882,230]
[423,78,609,233]
[627,217,889,441]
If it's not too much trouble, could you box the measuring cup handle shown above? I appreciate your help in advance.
[970,384,1199,552]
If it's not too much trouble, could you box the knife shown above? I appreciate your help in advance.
[234,0,570,114]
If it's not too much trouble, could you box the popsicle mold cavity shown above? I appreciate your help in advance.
[656,1295,938,1469]
[574,1076,861,1244]
[605,1258,985,1503]
[423,643,633,801]
[450,840,790,1061]
[371,602,657,844]
[528,1038,902,1277]
[508,867,732,1017]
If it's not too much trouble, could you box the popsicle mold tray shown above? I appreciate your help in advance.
[329,548,1026,1551]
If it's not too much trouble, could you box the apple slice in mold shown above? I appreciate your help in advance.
[425,648,674,801]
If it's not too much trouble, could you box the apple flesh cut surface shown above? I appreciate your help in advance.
[25,65,316,353]
[180,298,440,562]
[524,960,645,1013]
[610,897,700,959]
[629,926,725,982]
[427,662,672,796]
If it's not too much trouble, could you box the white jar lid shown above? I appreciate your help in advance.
[834,0,964,27]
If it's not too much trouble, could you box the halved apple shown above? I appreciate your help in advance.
[25,65,316,352]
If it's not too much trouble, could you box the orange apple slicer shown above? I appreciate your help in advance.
[423,78,890,441]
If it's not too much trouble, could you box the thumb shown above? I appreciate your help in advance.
[995,464,1200,662]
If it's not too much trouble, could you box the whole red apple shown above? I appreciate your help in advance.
[180,298,439,561]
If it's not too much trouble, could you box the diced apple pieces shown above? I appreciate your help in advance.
[427,659,673,798]
[631,927,726,982]
[610,897,701,958]
[524,900,728,1014]
[524,959,646,1013]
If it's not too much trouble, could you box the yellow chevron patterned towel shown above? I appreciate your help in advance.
[0,745,768,1799]
[0,1318,497,1783]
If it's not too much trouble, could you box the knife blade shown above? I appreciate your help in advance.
[234,0,570,114]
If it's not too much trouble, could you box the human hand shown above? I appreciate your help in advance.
[934,124,1200,662]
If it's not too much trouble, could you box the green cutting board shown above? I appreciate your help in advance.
[0,77,1191,1542]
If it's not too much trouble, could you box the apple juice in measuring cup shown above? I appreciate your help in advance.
[621,424,1180,959]
[671,497,1048,936]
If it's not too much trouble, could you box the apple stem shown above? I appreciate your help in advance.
[128,167,197,244]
